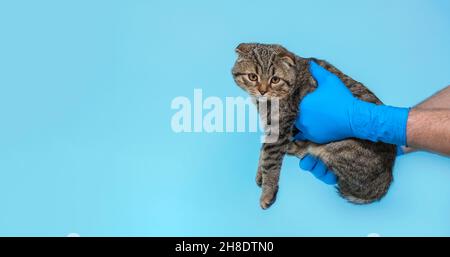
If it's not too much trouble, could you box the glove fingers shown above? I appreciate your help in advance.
[293,131,306,141]
[310,160,327,178]
[309,61,333,84]
[396,146,404,156]
[321,170,338,185]
[299,155,337,185]
[299,155,318,171]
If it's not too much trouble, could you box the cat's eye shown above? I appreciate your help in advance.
[248,73,258,81]
[271,76,280,84]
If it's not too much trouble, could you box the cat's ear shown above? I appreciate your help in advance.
[273,44,296,67]
[279,53,295,67]
[235,43,254,55]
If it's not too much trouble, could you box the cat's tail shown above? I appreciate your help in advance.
[338,168,393,205]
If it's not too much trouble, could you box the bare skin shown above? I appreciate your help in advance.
[404,86,450,156]
[415,86,450,109]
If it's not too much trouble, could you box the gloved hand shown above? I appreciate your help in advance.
[294,61,410,146]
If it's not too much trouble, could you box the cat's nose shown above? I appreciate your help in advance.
[258,87,268,95]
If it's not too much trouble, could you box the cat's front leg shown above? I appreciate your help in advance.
[256,166,263,187]
[257,140,288,209]
[256,141,306,188]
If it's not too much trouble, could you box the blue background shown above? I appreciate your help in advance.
[0,0,449,236]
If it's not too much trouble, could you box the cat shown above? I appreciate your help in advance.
[231,43,396,209]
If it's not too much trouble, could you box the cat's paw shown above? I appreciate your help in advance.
[256,171,262,187]
[259,187,278,210]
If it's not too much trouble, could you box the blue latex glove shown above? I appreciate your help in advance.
[299,155,337,185]
[396,146,404,156]
[294,61,410,146]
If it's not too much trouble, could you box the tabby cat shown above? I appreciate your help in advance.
[231,43,396,209]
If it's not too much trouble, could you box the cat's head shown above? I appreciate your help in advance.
[232,43,297,99]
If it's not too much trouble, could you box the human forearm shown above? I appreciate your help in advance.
[402,85,450,154]
[415,85,450,110]
[406,108,450,156]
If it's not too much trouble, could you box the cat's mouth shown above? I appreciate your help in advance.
[249,89,274,98]
[254,96,285,104]
[253,92,273,99]
[252,92,286,100]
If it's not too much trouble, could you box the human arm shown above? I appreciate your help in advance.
[406,108,450,156]
[414,86,450,109]
[402,86,450,154]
